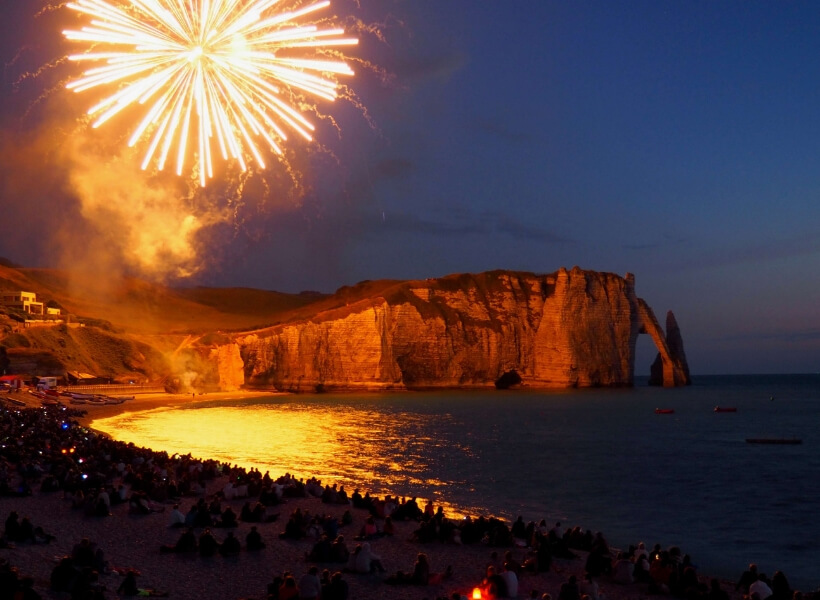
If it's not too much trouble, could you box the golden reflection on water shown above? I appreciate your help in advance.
[92,401,472,517]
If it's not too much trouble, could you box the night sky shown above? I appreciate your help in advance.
[1,1,819,376]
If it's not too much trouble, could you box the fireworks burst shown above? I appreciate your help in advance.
[63,0,358,186]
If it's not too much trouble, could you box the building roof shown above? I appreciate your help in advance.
[66,371,99,380]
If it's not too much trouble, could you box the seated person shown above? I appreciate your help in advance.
[279,513,305,539]
[611,552,633,584]
[216,506,238,528]
[483,565,508,598]
[198,528,220,557]
[354,542,385,574]
[331,536,350,563]
[219,531,241,556]
[240,501,257,523]
[386,552,430,585]
[307,535,333,562]
[323,571,349,600]
[279,575,299,600]
[160,527,198,554]
[168,504,186,528]
[356,516,378,540]
[117,570,169,597]
[246,526,266,551]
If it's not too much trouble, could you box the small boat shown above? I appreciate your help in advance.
[655,408,675,414]
[101,396,128,405]
[714,406,737,413]
[745,438,802,445]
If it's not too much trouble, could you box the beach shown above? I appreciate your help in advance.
[0,390,772,600]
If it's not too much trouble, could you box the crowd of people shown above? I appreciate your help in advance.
[0,399,812,600]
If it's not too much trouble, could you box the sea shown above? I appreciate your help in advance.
[90,374,820,590]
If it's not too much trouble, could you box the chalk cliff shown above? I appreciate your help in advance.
[227,267,689,391]
[209,343,245,392]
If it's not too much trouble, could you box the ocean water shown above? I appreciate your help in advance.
[91,374,820,590]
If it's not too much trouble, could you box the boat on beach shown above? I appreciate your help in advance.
[745,438,802,445]
[102,396,129,405]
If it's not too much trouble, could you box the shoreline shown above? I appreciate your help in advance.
[3,388,283,421]
[77,389,285,422]
[0,392,795,600]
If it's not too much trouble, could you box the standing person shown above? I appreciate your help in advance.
[297,566,321,600]
[737,564,759,593]
[771,571,792,600]
[500,562,519,598]
[749,574,774,600]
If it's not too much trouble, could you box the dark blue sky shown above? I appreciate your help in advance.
[2,1,819,375]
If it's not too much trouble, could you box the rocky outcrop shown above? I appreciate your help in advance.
[231,267,688,391]
[648,310,691,387]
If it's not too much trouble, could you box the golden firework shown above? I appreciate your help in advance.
[63,0,357,186]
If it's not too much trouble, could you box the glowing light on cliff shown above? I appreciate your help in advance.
[63,0,357,186]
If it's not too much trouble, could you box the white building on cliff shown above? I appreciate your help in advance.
[1,291,45,315]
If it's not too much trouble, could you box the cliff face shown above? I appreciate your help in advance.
[231,267,688,391]
[210,343,245,392]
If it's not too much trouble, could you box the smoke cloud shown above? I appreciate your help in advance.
[62,130,220,280]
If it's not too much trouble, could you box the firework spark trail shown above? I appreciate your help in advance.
[12,57,70,90]
[35,2,70,18]
[63,0,358,186]
[5,46,36,75]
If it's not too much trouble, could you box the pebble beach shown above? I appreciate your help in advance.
[0,390,775,600]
